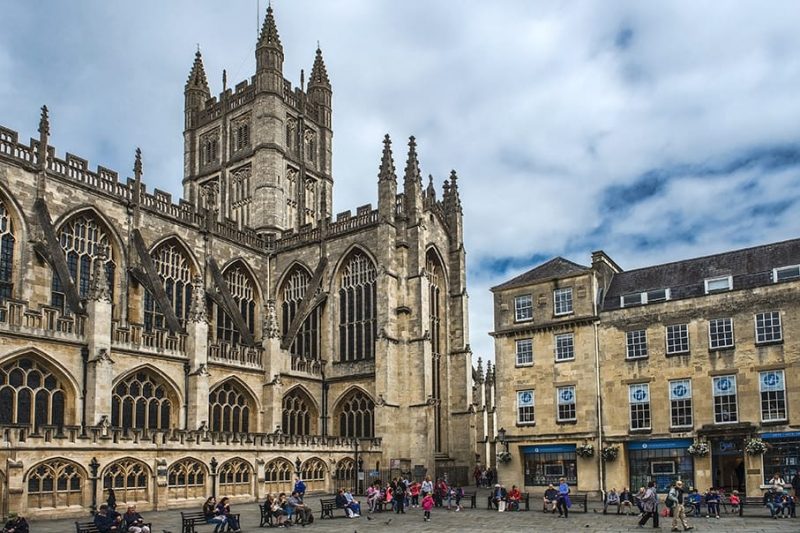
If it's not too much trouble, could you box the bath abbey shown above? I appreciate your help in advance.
[0,6,477,518]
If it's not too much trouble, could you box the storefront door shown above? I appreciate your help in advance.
[711,438,745,492]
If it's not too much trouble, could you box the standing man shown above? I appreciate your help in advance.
[637,481,660,528]
[668,480,692,531]
[294,476,306,498]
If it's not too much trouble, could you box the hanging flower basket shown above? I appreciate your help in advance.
[496,451,512,463]
[687,441,709,457]
[745,438,768,455]
[601,445,619,462]
[576,444,595,458]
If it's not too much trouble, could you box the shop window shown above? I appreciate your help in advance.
[522,446,577,486]
[628,443,694,493]
[762,435,800,485]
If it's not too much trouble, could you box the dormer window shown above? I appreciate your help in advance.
[773,265,800,282]
[646,289,669,303]
[621,293,644,308]
[704,275,732,294]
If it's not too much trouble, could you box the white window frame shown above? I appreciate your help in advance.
[651,461,676,475]
[620,293,644,308]
[704,275,732,294]
[708,318,734,349]
[668,379,693,429]
[554,333,575,362]
[712,375,738,424]
[517,389,535,425]
[629,383,651,430]
[773,265,800,282]
[754,311,782,344]
[645,288,670,303]
[665,324,690,355]
[553,287,574,316]
[515,338,533,367]
[759,370,787,423]
[626,329,649,360]
[514,294,533,322]
[556,385,577,422]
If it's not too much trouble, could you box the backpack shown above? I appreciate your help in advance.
[665,489,676,508]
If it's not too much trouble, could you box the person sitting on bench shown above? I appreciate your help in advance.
[619,487,635,515]
[543,484,558,512]
[507,485,521,511]
[603,488,620,514]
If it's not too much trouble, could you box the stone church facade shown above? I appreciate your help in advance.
[0,7,476,518]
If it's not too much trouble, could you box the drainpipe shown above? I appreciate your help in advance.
[593,274,606,498]
[321,371,329,436]
[81,346,89,434]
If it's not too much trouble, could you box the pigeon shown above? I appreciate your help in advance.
[367,515,373,520]
[385,517,393,525]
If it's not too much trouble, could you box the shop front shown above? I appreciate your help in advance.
[627,439,694,493]
[521,444,577,487]
[761,431,800,485]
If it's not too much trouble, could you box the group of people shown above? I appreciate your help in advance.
[539,478,572,517]
[1,513,28,533]
[93,504,150,533]
[472,465,498,488]
[357,476,465,521]
[489,483,525,512]
[201,496,241,532]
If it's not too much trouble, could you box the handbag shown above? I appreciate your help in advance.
[498,500,506,512]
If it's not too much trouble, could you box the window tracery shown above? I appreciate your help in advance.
[338,253,377,362]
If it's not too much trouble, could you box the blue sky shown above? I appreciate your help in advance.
[2,1,799,362]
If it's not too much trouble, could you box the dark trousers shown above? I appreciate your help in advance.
[556,497,568,517]
[638,509,659,528]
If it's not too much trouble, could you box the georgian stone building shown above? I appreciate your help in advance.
[0,7,476,518]
[491,239,800,498]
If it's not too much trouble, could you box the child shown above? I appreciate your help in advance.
[421,491,434,522]
[410,481,421,508]
[688,489,703,517]
[454,485,464,512]
[729,490,740,514]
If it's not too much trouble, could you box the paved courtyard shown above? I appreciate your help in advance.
[27,490,799,532]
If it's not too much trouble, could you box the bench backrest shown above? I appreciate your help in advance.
[181,511,206,519]
[75,522,99,533]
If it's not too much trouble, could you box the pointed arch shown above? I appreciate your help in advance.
[0,184,28,301]
[333,387,375,438]
[264,457,294,494]
[102,457,151,505]
[335,246,378,362]
[144,236,198,332]
[111,364,182,430]
[0,348,78,427]
[167,457,208,501]
[49,205,126,312]
[215,258,261,344]
[208,377,257,433]
[327,244,378,292]
[425,244,449,286]
[218,457,254,496]
[281,385,319,436]
[333,457,355,490]
[279,262,321,359]
[25,457,86,510]
[148,234,202,273]
[300,456,327,491]
[275,259,313,293]
[425,246,446,453]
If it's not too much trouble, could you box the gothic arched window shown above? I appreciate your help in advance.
[26,459,83,509]
[334,457,354,483]
[427,249,445,452]
[218,458,252,496]
[216,263,257,344]
[51,213,115,312]
[281,267,321,359]
[338,252,377,362]
[168,458,207,500]
[301,457,327,491]
[103,459,149,504]
[264,458,293,493]
[337,389,374,438]
[0,198,16,300]
[0,357,66,429]
[144,241,193,332]
[209,380,251,433]
[111,370,174,430]
[282,387,317,436]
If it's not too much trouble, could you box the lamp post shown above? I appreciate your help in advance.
[354,438,361,495]
[497,427,508,452]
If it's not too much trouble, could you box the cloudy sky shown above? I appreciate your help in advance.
[2,1,799,362]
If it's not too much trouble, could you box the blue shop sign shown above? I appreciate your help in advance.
[521,444,577,454]
[761,431,800,440]
[628,439,692,451]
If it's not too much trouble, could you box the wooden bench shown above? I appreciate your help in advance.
[180,510,240,533]
[485,492,530,511]
[76,520,153,533]
[738,496,795,518]
[461,491,477,509]
[320,498,348,519]
[534,493,588,513]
